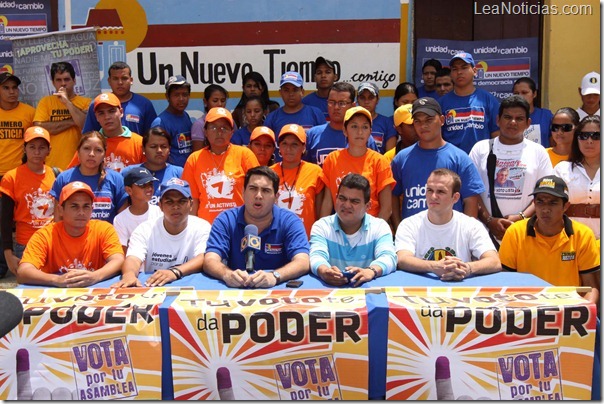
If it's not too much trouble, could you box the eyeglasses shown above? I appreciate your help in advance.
[206,126,231,134]
[327,100,352,108]
[577,131,600,141]
[550,123,574,132]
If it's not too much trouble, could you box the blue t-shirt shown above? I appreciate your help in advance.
[151,110,193,167]
[302,92,329,121]
[304,123,380,167]
[439,88,500,154]
[83,92,157,135]
[264,105,326,136]
[51,167,128,223]
[417,86,438,99]
[524,107,553,147]
[206,205,310,272]
[371,114,397,154]
[121,163,184,205]
[231,126,252,146]
[391,142,485,219]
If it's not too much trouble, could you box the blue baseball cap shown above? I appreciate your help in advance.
[450,52,475,67]
[124,167,159,187]
[165,75,188,90]
[160,177,192,199]
[280,71,303,88]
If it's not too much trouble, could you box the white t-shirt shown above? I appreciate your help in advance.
[469,138,553,217]
[395,210,496,262]
[113,204,163,246]
[554,161,600,239]
[577,107,600,120]
[127,215,212,273]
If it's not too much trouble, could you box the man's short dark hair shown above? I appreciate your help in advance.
[143,126,172,147]
[338,173,370,204]
[499,95,530,119]
[429,168,461,195]
[50,61,75,80]
[244,166,279,194]
[108,61,131,76]
[328,82,355,103]
[435,67,451,79]
[422,59,443,72]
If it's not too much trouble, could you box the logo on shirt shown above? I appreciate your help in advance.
[276,188,305,215]
[201,168,235,200]
[445,107,485,125]
[125,114,140,123]
[26,188,54,226]
[105,153,127,172]
[93,195,112,211]
[58,258,94,273]
[265,243,283,254]
[561,252,576,261]
[423,247,456,260]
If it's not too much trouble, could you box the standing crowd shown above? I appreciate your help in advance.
[0,54,599,303]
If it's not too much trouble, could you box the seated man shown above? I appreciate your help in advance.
[310,173,396,287]
[395,168,501,281]
[203,166,310,288]
[17,181,124,287]
[112,177,211,287]
[499,175,600,303]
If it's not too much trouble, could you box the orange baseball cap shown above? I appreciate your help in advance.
[250,126,275,144]
[278,124,307,144]
[23,126,50,143]
[205,107,234,127]
[344,106,373,125]
[59,181,95,205]
[93,92,121,112]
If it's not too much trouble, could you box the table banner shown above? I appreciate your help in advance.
[168,289,369,400]
[0,288,166,400]
[384,286,597,400]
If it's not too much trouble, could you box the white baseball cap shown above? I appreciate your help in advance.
[580,72,600,96]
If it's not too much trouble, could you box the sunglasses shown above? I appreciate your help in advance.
[550,123,574,132]
[577,131,600,141]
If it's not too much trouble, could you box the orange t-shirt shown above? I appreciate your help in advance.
[182,144,259,223]
[20,220,123,274]
[0,164,56,245]
[322,148,396,216]
[270,161,325,237]
[67,132,144,172]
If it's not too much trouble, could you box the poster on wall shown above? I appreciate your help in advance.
[384,286,597,400]
[168,289,369,400]
[11,27,101,107]
[415,37,539,101]
[0,0,52,73]
[0,288,165,400]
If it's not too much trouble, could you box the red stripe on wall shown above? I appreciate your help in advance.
[140,19,400,48]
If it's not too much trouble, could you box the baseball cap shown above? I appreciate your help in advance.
[160,177,192,199]
[93,92,121,112]
[357,82,379,97]
[0,72,21,86]
[205,107,234,128]
[124,167,159,187]
[250,126,275,144]
[165,75,187,90]
[529,175,569,202]
[393,104,413,126]
[278,123,307,144]
[412,97,442,117]
[315,56,335,72]
[344,106,373,125]
[59,181,95,205]
[580,72,600,96]
[280,71,303,88]
[450,52,475,67]
[23,126,50,143]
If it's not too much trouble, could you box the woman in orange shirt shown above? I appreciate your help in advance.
[320,106,396,221]
[0,126,57,276]
[270,124,325,237]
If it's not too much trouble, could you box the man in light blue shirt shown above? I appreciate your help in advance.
[310,173,396,287]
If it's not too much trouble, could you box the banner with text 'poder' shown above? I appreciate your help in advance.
[0,288,165,400]
[169,289,369,400]
[385,287,596,400]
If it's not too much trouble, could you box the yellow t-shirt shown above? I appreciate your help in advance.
[546,147,568,169]
[0,102,35,175]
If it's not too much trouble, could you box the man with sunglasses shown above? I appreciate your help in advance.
[112,178,212,287]
[310,173,396,287]
[470,95,553,244]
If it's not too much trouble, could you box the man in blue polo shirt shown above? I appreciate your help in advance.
[203,166,310,288]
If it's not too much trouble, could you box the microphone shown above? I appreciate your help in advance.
[240,224,261,273]
[0,291,23,339]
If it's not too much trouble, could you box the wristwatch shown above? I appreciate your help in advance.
[272,271,281,284]
[366,267,379,279]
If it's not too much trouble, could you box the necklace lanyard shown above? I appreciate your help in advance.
[280,162,302,210]
[210,144,230,169]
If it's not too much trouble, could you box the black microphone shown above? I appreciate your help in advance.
[240,224,261,273]
[0,291,23,339]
